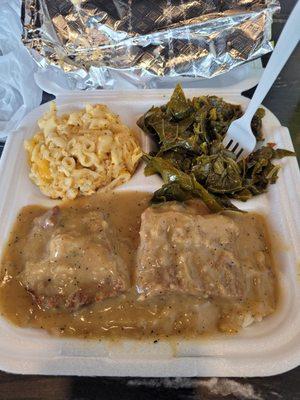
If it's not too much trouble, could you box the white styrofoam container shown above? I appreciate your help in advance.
[0,86,299,377]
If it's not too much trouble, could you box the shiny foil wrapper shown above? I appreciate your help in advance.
[22,0,280,89]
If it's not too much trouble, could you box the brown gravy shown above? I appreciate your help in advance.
[0,191,278,340]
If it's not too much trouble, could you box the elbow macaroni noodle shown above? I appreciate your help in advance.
[24,103,142,199]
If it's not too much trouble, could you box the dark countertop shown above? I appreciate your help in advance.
[0,0,299,399]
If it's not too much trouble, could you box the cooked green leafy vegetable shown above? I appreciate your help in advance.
[138,84,295,212]
[144,154,225,212]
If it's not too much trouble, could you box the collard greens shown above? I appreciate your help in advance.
[138,85,295,212]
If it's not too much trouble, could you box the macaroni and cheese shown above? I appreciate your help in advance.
[24,103,142,199]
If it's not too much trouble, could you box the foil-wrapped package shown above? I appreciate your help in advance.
[22,0,280,89]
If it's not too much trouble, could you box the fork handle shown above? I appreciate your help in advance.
[242,1,300,125]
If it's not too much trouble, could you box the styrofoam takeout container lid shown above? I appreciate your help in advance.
[0,82,299,377]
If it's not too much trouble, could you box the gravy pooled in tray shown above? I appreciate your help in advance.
[0,191,278,339]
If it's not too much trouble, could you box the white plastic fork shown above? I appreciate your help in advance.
[223,1,300,160]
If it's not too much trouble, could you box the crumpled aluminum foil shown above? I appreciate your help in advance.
[22,0,280,89]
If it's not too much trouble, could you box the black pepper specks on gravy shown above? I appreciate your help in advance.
[0,191,278,339]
